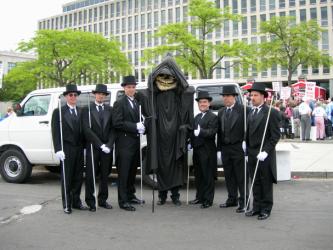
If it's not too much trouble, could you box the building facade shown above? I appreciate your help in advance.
[38,0,333,94]
[0,51,36,89]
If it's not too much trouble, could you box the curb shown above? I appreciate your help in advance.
[291,171,333,179]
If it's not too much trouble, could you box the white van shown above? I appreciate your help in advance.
[0,80,242,184]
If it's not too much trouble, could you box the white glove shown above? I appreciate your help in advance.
[257,151,268,161]
[245,156,248,162]
[138,128,145,134]
[242,141,246,153]
[194,125,200,137]
[217,151,222,161]
[136,122,145,131]
[187,144,192,151]
[101,144,111,154]
[55,151,65,161]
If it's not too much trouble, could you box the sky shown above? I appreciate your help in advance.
[0,0,71,51]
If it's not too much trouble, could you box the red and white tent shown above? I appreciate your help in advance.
[291,82,326,100]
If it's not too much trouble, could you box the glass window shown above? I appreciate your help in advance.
[154,12,159,27]
[251,16,257,34]
[241,0,247,13]
[301,64,308,75]
[128,16,132,31]
[310,8,317,20]
[309,0,316,3]
[94,7,98,21]
[122,35,126,50]
[279,0,285,8]
[289,0,295,6]
[260,0,266,11]
[225,61,231,78]
[122,1,126,16]
[141,32,145,47]
[232,0,238,14]
[21,95,51,117]
[116,2,120,16]
[242,18,247,35]
[105,5,109,18]
[183,6,188,22]
[122,18,126,33]
[134,15,139,30]
[176,7,180,22]
[300,9,306,22]
[99,6,103,20]
[271,64,277,76]
[110,4,114,17]
[250,0,256,12]
[116,19,120,33]
[148,12,152,28]
[147,31,152,46]
[168,9,173,23]
[110,20,114,34]
[299,0,306,5]
[104,21,109,36]
[312,64,319,74]
[269,0,275,10]
[224,20,230,37]
[321,7,328,26]
[161,10,166,25]
[322,31,329,50]
[135,33,139,48]
[128,34,133,49]
[141,14,145,29]
[141,0,146,11]
[233,21,238,36]
[224,0,229,8]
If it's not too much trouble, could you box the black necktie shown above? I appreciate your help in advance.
[252,108,258,117]
[70,108,76,116]
[225,108,232,119]
[97,105,104,125]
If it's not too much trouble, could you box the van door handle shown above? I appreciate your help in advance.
[39,121,49,124]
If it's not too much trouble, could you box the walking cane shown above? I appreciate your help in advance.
[139,105,143,206]
[87,93,98,210]
[243,95,247,212]
[245,94,275,211]
[58,97,68,211]
[186,154,190,205]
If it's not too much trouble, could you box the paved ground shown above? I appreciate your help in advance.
[1,170,333,250]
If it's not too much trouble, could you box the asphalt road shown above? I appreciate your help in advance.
[0,170,332,250]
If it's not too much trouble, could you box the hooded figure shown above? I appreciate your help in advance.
[141,56,194,205]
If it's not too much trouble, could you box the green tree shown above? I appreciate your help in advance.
[143,0,256,79]
[0,61,39,102]
[2,29,131,101]
[259,16,332,85]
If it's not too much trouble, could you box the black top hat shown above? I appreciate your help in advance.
[195,91,212,102]
[220,85,239,96]
[92,84,110,95]
[121,75,137,87]
[63,84,81,96]
[248,82,268,98]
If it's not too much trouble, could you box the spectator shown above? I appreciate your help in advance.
[292,100,301,138]
[325,97,333,139]
[299,97,312,141]
[312,102,327,140]
[4,107,16,118]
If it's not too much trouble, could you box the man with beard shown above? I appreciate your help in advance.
[143,56,194,206]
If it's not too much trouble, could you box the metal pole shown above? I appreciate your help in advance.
[186,153,190,205]
[243,95,247,212]
[87,92,98,210]
[58,97,68,211]
[139,105,143,206]
[245,94,275,211]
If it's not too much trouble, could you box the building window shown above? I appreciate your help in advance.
[147,31,152,46]
[279,0,285,8]
[281,66,287,76]
[250,0,256,12]
[310,8,317,20]
[128,34,133,49]
[74,13,77,26]
[154,12,159,27]
[94,7,98,21]
[111,20,114,34]
[141,32,145,47]
[116,19,120,33]
[224,20,230,37]
[99,6,103,20]
[122,1,127,16]
[134,15,139,30]
[312,64,319,74]
[289,0,295,6]
[161,10,166,25]
[271,64,277,76]
[104,21,109,36]
[128,16,133,31]
[122,18,126,33]
[176,7,180,22]
[321,7,328,26]
[310,0,316,4]
[225,61,230,78]
[232,0,238,14]
[168,9,173,23]
[135,33,139,48]
[7,62,16,72]
[105,5,109,18]
[301,64,308,75]
[116,2,120,17]
[148,12,152,28]
[232,21,238,36]
[299,0,306,5]
[251,16,257,34]
[183,6,188,22]
[141,14,145,29]
[111,4,114,17]
[260,0,266,11]
[300,9,306,22]
[322,31,329,50]
[141,0,146,11]
[241,0,247,13]
[224,0,229,8]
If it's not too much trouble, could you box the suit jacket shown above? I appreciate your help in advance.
[191,110,218,149]
[217,103,249,150]
[82,104,115,149]
[51,105,83,152]
[112,95,140,138]
[246,104,281,183]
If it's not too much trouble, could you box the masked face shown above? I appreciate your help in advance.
[155,73,177,91]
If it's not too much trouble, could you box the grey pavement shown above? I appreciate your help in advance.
[0,170,333,250]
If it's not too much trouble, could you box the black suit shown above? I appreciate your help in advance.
[191,110,218,204]
[246,104,281,214]
[51,105,84,209]
[112,95,140,206]
[217,103,249,207]
[82,103,115,207]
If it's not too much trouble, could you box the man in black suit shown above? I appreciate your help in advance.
[245,83,281,220]
[112,75,145,211]
[217,85,249,213]
[51,84,87,214]
[82,84,115,212]
[190,91,218,208]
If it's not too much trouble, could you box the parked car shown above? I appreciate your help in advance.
[0,80,242,185]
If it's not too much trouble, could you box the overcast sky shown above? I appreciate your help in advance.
[0,0,71,51]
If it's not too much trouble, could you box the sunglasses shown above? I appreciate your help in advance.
[68,93,78,97]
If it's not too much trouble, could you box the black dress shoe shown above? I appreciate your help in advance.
[130,197,145,205]
[219,201,237,208]
[63,208,72,214]
[258,212,270,220]
[89,206,96,212]
[200,202,212,209]
[120,203,136,211]
[172,199,181,206]
[98,202,113,209]
[245,210,260,217]
[236,207,246,213]
[157,199,166,205]
[189,199,202,205]
[72,204,88,210]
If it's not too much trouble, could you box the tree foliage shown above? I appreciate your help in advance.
[143,0,256,79]
[258,16,332,85]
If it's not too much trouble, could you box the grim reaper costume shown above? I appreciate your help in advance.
[142,56,194,205]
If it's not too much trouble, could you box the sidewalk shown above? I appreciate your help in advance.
[278,139,333,178]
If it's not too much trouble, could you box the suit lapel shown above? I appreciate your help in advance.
[91,105,102,128]
[250,105,267,135]
[102,107,111,130]
[63,106,74,131]
[126,98,138,122]
[229,105,239,130]
[221,107,226,133]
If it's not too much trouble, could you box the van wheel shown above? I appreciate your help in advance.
[0,149,32,183]
[141,148,159,189]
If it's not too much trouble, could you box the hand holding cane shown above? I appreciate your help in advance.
[245,94,275,212]
[87,93,98,210]
[58,97,68,211]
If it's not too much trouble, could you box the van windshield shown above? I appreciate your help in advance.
[196,85,242,111]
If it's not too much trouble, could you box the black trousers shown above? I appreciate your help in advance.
[248,151,274,213]
[222,144,248,207]
[60,144,84,209]
[158,186,180,201]
[193,146,215,204]
[85,146,112,207]
[115,135,140,206]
